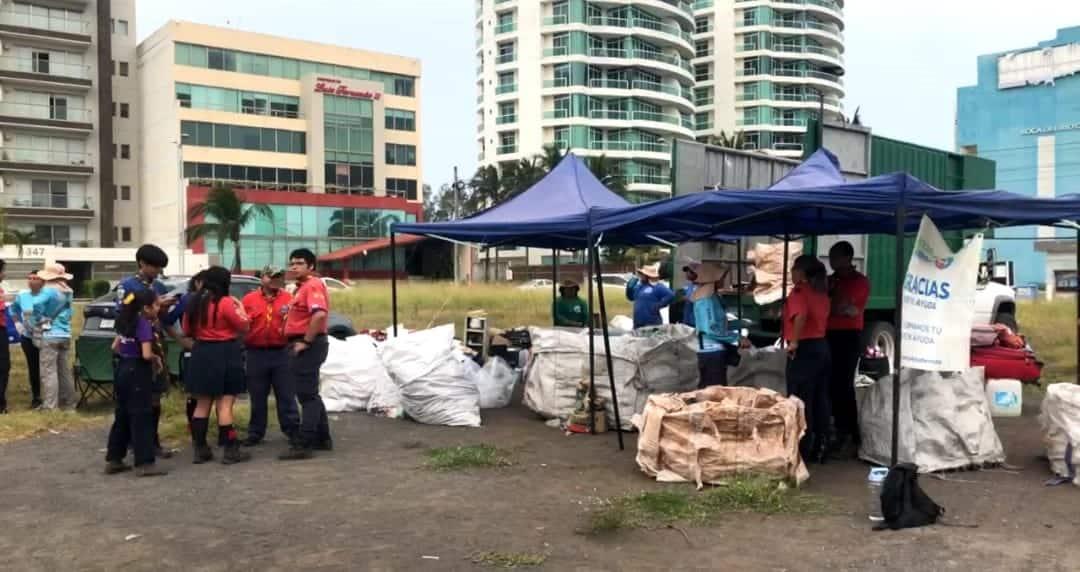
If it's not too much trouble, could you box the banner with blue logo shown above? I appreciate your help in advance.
[900,215,983,371]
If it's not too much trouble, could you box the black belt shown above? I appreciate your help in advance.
[248,345,287,350]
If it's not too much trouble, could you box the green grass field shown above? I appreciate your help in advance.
[0,285,1072,445]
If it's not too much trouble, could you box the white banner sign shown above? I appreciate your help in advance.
[900,216,983,371]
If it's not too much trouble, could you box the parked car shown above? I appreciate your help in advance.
[82,274,356,339]
[517,279,554,290]
[322,277,351,291]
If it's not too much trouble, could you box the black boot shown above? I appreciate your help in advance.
[799,435,813,464]
[812,434,829,465]
[279,436,314,461]
[191,418,214,464]
[220,425,251,465]
[135,464,169,477]
[104,460,131,475]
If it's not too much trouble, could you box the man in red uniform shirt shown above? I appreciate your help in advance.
[241,265,300,447]
[279,249,331,461]
[827,241,870,455]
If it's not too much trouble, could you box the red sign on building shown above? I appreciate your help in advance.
[314,77,381,100]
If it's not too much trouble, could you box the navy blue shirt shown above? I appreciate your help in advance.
[116,273,174,327]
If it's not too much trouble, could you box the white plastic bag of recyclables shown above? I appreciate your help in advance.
[320,335,403,418]
[380,324,482,427]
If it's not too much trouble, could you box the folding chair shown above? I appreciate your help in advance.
[74,335,116,408]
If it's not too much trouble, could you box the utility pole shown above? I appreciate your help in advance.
[452,166,463,283]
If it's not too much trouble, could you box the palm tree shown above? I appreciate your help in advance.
[501,157,545,200]
[539,144,566,172]
[585,154,627,196]
[4,229,34,259]
[185,184,274,272]
[467,164,502,212]
[706,130,746,150]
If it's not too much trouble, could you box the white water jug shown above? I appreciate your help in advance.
[986,378,1022,417]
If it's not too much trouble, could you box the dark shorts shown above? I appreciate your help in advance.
[185,340,246,397]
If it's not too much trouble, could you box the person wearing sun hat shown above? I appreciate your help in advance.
[552,279,588,328]
[33,263,75,410]
[690,262,741,388]
[624,262,674,329]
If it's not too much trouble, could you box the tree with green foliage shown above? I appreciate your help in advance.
[185,184,274,272]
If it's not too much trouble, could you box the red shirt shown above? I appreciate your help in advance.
[828,270,870,331]
[242,288,292,348]
[183,297,249,341]
[783,283,830,342]
[285,277,328,337]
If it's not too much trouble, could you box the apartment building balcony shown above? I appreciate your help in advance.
[0,55,91,90]
[0,101,93,134]
[0,146,93,176]
[0,8,92,49]
[0,191,94,220]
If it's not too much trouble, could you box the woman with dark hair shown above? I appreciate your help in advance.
[783,254,832,464]
[105,288,167,477]
[166,270,206,433]
[183,266,251,465]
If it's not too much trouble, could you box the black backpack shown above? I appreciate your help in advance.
[876,463,944,530]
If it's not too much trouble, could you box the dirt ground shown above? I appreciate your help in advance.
[0,391,1077,572]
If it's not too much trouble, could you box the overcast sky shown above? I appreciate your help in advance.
[137,0,1080,189]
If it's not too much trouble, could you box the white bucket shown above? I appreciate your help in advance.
[986,378,1023,417]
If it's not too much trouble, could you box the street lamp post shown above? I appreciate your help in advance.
[174,133,190,275]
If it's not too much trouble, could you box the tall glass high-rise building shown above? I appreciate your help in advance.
[475,0,845,201]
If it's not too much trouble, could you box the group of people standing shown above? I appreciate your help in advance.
[104,244,333,478]
[0,261,78,413]
[552,243,869,466]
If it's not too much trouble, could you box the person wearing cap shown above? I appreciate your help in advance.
[11,270,47,409]
[117,244,177,458]
[241,265,300,447]
[624,262,674,330]
[671,263,699,327]
[33,263,75,410]
[552,279,588,328]
[690,262,741,388]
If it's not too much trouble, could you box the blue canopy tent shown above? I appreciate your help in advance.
[390,153,633,448]
[588,149,1080,465]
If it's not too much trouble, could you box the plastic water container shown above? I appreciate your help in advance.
[986,378,1023,417]
[867,467,888,522]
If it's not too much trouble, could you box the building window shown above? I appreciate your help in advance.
[121,185,131,200]
[175,83,300,118]
[32,224,71,246]
[119,61,129,77]
[49,96,67,120]
[112,144,117,158]
[120,144,130,159]
[121,227,131,242]
[386,178,418,200]
[112,19,129,36]
[695,39,710,58]
[695,16,711,34]
[385,108,416,131]
[180,120,306,154]
[111,102,116,116]
[695,63,712,82]
[183,161,308,189]
[31,180,68,208]
[120,103,129,118]
[173,42,417,98]
[32,51,49,74]
[497,131,517,154]
[385,143,417,166]
[497,101,516,124]
[496,41,516,64]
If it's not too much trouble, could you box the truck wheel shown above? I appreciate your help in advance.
[862,321,896,373]
[994,313,1018,332]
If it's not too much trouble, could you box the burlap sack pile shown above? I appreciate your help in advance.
[633,386,809,488]
[747,241,803,305]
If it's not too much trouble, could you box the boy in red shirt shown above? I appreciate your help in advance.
[279,249,331,461]
[827,241,870,455]
[241,265,299,447]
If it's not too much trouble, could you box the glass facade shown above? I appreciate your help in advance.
[202,204,417,270]
[176,83,300,118]
[184,162,308,189]
[181,120,306,153]
[324,94,374,193]
[174,42,416,97]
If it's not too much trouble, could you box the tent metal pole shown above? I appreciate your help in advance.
[891,204,906,467]
[586,233,597,434]
[781,235,790,311]
[391,231,398,337]
[593,243,624,450]
[736,239,744,324]
[552,248,558,326]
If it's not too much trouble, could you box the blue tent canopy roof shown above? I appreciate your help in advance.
[393,153,628,249]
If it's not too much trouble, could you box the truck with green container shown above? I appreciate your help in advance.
[670,121,1016,358]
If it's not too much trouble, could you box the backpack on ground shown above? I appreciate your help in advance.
[876,463,944,530]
